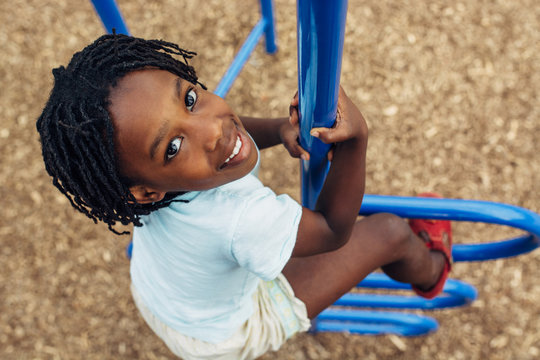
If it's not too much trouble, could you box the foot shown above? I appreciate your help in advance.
[409,193,453,299]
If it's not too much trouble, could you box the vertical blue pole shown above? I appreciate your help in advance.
[260,0,278,54]
[297,0,348,208]
[90,0,130,35]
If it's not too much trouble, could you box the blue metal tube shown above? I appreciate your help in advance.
[360,194,540,261]
[315,273,476,335]
[338,273,478,310]
[360,195,540,229]
[297,0,348,208]
[315,309,439,336]
[214,19,267,98]
[260,0,278,54]
[90,0,130,35]
[454,234,539,261]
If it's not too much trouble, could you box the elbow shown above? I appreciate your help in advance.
[327,230,352,252]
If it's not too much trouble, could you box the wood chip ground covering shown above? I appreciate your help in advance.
[1,0,538,359]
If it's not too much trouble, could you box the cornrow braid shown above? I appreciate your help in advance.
[36,34,204,234]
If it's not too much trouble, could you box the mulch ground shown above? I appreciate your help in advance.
[1,0,538,359]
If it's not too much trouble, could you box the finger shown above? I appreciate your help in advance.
[291,91,299,106]
[292,146,310,161]
[285,142,301,158]
[296,143,310,161]
[327,147,334,162]
[335,86,349,120]
[310,126,347,144]
[284,138,310,161]
[289,107,299,127]
[309,127,336,144]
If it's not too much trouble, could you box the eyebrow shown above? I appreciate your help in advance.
[149,120,170,160]
[175,77,183,101]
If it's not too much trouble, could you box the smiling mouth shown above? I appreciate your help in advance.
[220,135,242,169]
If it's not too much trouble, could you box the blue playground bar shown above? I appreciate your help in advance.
[296,0,348,209]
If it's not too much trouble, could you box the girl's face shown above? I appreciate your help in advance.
[108,69,258,203]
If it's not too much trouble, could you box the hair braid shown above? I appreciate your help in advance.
[37,34,197,234]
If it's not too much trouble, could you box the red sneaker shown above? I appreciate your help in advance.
[409,193,453,299]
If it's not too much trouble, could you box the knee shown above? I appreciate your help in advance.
[367,213,413,251]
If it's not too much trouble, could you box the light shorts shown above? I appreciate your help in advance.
[130,274,311,360]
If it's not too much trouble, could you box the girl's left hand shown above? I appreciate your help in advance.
[280,92,310,160]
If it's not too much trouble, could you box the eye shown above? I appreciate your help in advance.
[185,88,197,111]
[166,137,182,160]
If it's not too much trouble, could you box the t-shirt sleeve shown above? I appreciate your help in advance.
[231,187,302,281]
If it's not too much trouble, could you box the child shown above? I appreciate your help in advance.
[37,34,452,359]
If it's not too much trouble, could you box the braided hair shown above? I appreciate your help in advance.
[36,33,205,234]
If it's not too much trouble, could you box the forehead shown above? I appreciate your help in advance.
[108,69,177,118]
[108,69,180,140]
[107,70,178,177]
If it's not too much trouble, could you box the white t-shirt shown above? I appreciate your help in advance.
[130,168,302,343]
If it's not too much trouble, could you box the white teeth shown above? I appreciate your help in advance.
[224,136,242,164]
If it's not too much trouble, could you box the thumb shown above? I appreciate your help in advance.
[310,127,338,144]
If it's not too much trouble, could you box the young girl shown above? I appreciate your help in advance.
[37,34,452,359]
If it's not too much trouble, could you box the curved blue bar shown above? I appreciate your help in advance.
[360,194,540,261]
[316,273,475,336]
[360,195,540,232]
[297,0,348,208]
[90,0,130,35]
[315,309,439,336]
[454,234,540,261]
[335,273,477,310]
[214,19,267,98]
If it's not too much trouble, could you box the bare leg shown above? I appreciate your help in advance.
[282,213,445,319]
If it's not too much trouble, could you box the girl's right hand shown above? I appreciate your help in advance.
[309,86,368,146]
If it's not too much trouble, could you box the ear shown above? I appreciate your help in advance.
[129,185,166,204]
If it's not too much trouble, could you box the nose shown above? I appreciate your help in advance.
[187,92,231,153]
[195,113,224,152]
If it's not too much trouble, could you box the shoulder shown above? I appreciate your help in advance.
[215,173,264,198]
[149,173,266,221]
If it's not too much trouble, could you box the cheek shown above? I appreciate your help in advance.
[115,135,157,185]
[117,140,142,169]
[166,162,216,190]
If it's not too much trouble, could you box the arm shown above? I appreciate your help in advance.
[292,87,368,257]
[240,115,310,160]
[240,116,287,150]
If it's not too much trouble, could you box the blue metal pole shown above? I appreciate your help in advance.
[260,0,278,54]
[315,309,439,336]
[90,0,130,35]
[349,273,478,309]
[297,0,348,208]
